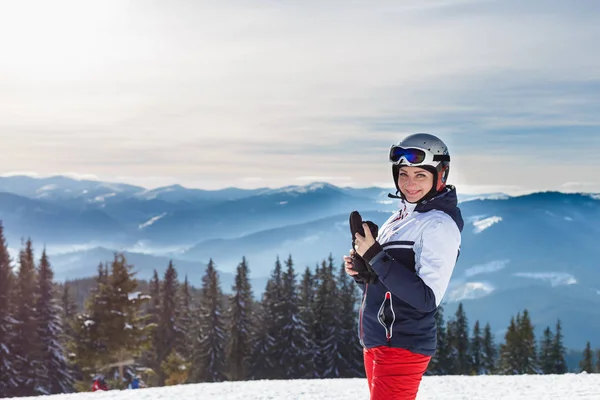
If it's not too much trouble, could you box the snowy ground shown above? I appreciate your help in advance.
[8,374,600,399]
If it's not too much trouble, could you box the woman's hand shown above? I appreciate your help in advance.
[354,222,376,257]
[343,249,359,276]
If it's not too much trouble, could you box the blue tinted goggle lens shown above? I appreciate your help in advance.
[389,147,427,164]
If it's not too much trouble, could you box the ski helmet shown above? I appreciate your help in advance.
[389,133,451,201]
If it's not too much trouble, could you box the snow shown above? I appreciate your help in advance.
[6,374,599,399]
[36,184,59,193]
[138,213,167,229]
[92,193,117,202]
[473,216,502,233]
[128,292,141,300]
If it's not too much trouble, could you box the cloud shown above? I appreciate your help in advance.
[0,0,599,191]
[464,260,508,278]
[513,272,577,287]
[446,281,495,302]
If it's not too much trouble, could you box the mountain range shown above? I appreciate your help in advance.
[1,174,599,349]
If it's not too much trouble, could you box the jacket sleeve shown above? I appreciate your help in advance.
[364,216,460,312]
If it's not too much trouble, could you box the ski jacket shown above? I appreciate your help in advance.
[357,186,463,355]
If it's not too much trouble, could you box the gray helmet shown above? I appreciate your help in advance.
[389,133,451,199]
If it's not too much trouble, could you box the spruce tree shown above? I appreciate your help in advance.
[34,249,75,394]
[428,305,452,375]
[538,326,554,374]
[247,281,276,380]
[334,255,363,378]
[248,257,285,380]
[12,238,39,396]
[70,264,112,383]
[448,303,470,374]
[295,266,316,379]
[141,269,161,386]
[517,309,540,374]
[72,256,150,385]
[470,320,484,375]
[105,253,151,378]
[61,283,78,339]
[225,257,254,381]
[550,319,567,374]
[498,316,519,374]
[595,349,600,373]
[579,341,594,373]
[60,283,80,384]
[0,223,18,396]
[481,323,497,374]
[280,255,307,379]
[312,259,337,378]
[155,261,180,385]
[190,259,226,382]
[177,275,194,362]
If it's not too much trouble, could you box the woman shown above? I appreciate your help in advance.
[344,133,463,400]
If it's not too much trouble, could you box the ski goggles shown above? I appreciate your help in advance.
[389,145,450,166]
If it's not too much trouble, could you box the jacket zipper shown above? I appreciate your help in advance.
[377,291,394,344]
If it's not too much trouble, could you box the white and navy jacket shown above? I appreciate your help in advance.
[357,186,463,355]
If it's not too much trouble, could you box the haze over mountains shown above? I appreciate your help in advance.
[1,174,599,348]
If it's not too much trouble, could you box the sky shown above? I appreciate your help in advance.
[1,0,599,195]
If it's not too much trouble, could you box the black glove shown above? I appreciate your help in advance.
[349,211,379,284]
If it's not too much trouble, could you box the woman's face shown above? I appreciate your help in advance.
[398,166,434,203]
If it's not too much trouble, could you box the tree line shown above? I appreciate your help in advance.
[1,223,600,398]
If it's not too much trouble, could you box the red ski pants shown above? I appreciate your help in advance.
[363,346,431,400]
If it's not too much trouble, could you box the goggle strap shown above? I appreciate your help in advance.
[433,155,450,162]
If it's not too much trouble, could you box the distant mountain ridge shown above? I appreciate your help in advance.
[1,174,599,348]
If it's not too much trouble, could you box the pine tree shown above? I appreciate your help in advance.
[225,257,254,381]
[190,259,226,382]
[334,255,363,378]
[550,319,567,374]
[61,283,78,339]
[177,275,194,362]
[481,323,497,374]
[517,309,540,374]
[579,341,594,373]
[155,261,180,385]
[105,253,151,378]
[70,264,112,383]
[295,266,316,379]
[595,349,600,373]
[0,222,18,396]
[312,259,337,378]
[34,249,75,394]
[12,238,39,396]
[162,350,191,386]
[249,257,285,380]
[498,316,519,374]
[280,255,309,379]
[268,257,288,378]
[470,320,484,375]
[71,256,150,385]
[538,326,554,374]
[60,283,80,384]
[428,304,452,375]
[139,269,160,386]
[448,303,470,374]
